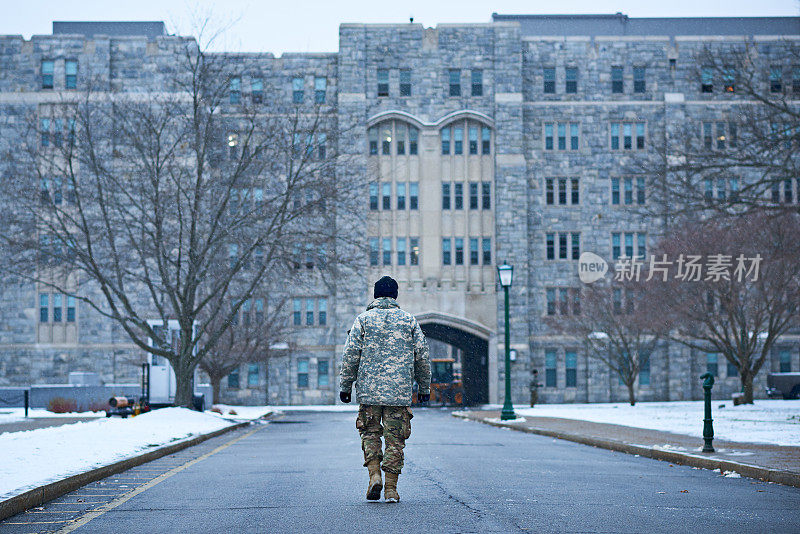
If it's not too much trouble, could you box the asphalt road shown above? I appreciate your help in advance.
[17,409,800,533]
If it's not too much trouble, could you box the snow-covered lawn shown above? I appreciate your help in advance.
[207,404,273,421]
[0,408,236,501]
[507,400,800,446]
[0,408,105,425]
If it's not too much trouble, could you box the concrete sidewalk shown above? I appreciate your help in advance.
[454,410,800,487]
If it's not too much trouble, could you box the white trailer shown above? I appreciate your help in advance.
[145,319,204,409]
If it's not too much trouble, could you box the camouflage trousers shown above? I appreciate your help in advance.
[356,404,413,474]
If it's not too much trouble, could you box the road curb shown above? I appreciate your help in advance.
[0,420,251,521]
[451,412,800,488]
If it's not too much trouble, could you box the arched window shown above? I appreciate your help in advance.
[367,120,419,156]
[440,119,491,156]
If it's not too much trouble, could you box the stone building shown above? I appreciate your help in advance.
[0,15,798,406]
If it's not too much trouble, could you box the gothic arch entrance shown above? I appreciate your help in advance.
[416,312,493,406]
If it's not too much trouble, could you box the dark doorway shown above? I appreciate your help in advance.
[419,323,489,406]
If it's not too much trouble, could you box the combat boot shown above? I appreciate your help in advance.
[366,461,382,501]
[384,472,400,503]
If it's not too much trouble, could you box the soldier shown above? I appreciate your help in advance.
[339,276,431,503]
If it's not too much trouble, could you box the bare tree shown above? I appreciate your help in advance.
[635,42,800,222]
[546,278,666,405]
[0,27,361,406]
[652,212,800,403]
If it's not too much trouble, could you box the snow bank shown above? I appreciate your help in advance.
[207,405,272,421]
[513,399,800,446]
[0,407,235,500]
[0,408,105,425]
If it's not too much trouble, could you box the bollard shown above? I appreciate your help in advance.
[700,372,715,452]
[24,390,29,418]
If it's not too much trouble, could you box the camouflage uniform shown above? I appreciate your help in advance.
[340,297,431,473]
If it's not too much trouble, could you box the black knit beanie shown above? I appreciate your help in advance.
[373,276,398,299]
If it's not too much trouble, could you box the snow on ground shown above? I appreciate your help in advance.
[0,408,105,425]
[266,404,359,412]
[0,407,235,501]
[504,399,800,446]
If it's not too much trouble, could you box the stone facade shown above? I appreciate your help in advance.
[1,16,798,405]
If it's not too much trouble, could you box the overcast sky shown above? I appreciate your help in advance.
[1,0,798,55]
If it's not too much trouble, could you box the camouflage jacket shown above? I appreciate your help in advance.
[339,297,431,406]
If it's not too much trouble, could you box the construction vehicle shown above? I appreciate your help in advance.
[413,358,464,406]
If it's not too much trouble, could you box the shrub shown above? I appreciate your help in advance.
[48,397,78,413]
[88,400,110,413]
[210,406,223,414]
[228,409,238,415]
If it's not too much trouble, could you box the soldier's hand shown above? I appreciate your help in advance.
[339,391,351,403]
[418,393,430,403]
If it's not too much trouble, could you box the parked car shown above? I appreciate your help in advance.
[766,373,800,400]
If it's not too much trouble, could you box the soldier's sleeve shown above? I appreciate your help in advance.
[412,318,431,394]
[339,317,363,393]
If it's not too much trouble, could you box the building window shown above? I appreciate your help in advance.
[706,353,718,377]
[727,360,738,378]
[369,129,378,155]
[482,182,491,209]
[469,238,479,265]
[546,288,556,316]
[546,233,555,260]
[293,298,302,325]
[382,183,391,209]
[442,183,451,210]
[41,60,54,89]
[397,238,406,266]
[611,66,624,93]
[251,78,263,103]
[377,69,389,97]
[723,66,735,93]
[314,77,326,103]
[454,182,463,209]
[39,293,49,322]
[65,60,78,89]
[565,350,577,387]
[543,67,555,93]
[382,238,392,266]
[471,69,483,96]
[396,124,406,154]
[571,177,579,204]
[399,69,411,96]
[255,298,264,323]
[565,67,578,93]
[397,182,406,210]
[51,294,62,322]
[560,233,567,259]
[369,238,379,266]
[441,127,451,155]
[571,232,580,260]
[449,69,461,96]
[40,118,50,147]
[297,359,309,388]
[66,295,76,322]
[469,126,478,155]
[318,298,327,326]
[546,178,579,206]
[636,177,646,204]
[610,122,645,150]
[701,67,713,93]
[318,360,330,387]
[544,122,579,151]
[292,77,304,103]
[639,356,650,385]
[305,298,314,326]
[409,127,418,155]
[770,66,782,93]
[482,127,491,154]
[453,126,463,155]
[793,66,800,94]
[779,349,791,373]
[611,178,620,205]
[409,182,418,209]
[248,363,259,387]
[633,66,645,93]
[381,125,391,155]
[228,368,240,389]
[442,238,452,265]
[410,237,419,266]
[229,77,241,104]
[469,182,479,209]
[545,349,557,386]
[454,238,464,265]
[369,182,378,210]
[482,238,491,265]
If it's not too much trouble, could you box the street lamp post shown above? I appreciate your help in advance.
[497,263,516,421]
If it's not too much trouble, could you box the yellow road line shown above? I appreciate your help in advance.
[57,426,259,533]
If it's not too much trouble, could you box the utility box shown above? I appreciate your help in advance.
[145,319,204,408]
